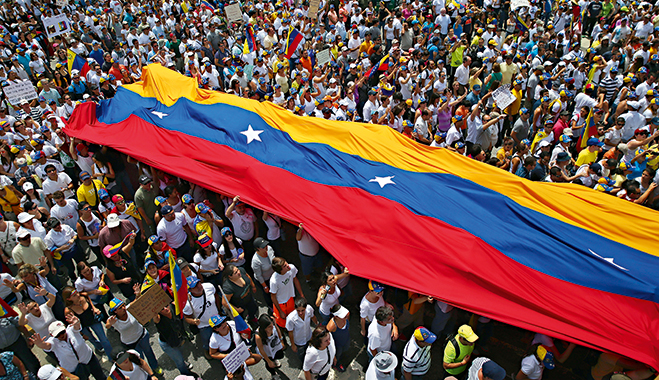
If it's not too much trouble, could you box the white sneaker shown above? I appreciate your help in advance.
[273,359,281,367]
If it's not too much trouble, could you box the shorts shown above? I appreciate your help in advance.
[273,297,295,327]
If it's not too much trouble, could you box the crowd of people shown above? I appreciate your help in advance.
[0,0,656,378]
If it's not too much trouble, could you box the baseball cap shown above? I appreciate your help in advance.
[221,227,232,236]
[45,217,60,229]
[111,194,124,203]
[106,213,120,228]
[37,365,62,380]
[16,229,30,239]
[144,259,156,270]
[138,175,152,185]
[556,152,570,162]
[195,203,210,214]
[109,298,125,314]
[254,237,269,249]
[587,137,604,147]
[21,181,33,192]
[537,345,556,369]
[458,324,479,342]
[473,84,481,91]
[368,280,385,293]
[147,235,164,246]
[209,314,227,328]
[98,188,110,200]
[160,205,174,215]
[559,135,572,143]
[482,360,506,380]
[79,171,91,180]
[413,327,437,343]
[176,257,190,269]
[187,276,200,288]
[198,233,213,248]
[48,321,66,337]
[154,196,167,206]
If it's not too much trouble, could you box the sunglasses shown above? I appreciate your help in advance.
[117,201,125,205]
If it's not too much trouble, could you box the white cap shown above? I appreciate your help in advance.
[22,182,33,192]
[538,140,551,148]
[17,212,34,224]
[71,69,80,76]
[16,229,30,239]
[329,78,337,84]
[37,365,62,380]
[48,320,66,337]
[107,213,120,228]
[331,305,349,318]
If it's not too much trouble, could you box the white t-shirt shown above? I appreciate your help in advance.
[209,321,243,352]
[193,247,221,273]
[74,266,102,293]
[520,354,544,380]
[367,319,392,353]
[183,282,218,328]
[45,325,93,372]
[263,215,281,241]
[157,212,188,248]
[229,208,256,241]
[218,238,245,267]
[360,295,385,323]
[285,304,314,346]
[297,230,320,256]
[25,303,56,337]
[50,199,79,230]
[113,311,146,345]
[303,334,336,375]
[269,264,298,304]
[42,173,74,199]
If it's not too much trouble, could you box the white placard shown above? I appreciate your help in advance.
[316,49,330,67]
[511,0,530,9]
[308,0,320,19]
[222,342,250,374]
[491,85,516,111]
[56,0,68,7]
[3,80,38,106]
[225,3,242,23]
[43,14,72,38]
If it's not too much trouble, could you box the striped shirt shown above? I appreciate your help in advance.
[402,337,431,375]
[599,75,621,102]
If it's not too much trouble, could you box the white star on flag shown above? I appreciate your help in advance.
[588,249,629,271]
[240,125,264,144]
[369,176,396,188]
[151,111,168,119]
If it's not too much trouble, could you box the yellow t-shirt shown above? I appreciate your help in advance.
[507,88,523,115]
[76,179,106,207]
[575,148,599,167]
[497,147,513,161]
[359,40,373,55]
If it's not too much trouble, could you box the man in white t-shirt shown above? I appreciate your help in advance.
[50,191,79,230]
[286,297,318,363]
[157,205,194,262]
[270,257,305,329]
[183,276,221,353]
[367,306,397,361]
[517,345,555,380]
[225,195,257,259]
[42,166,75,200]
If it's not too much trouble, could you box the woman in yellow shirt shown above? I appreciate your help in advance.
[0,182,23,220]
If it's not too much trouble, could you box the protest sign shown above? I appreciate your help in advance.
[126,284,172,325]
[43,14,72,38]
[222,342,251,374]
[316,49,331,67]
[308,0,320,18]
[225,3,243,23]
[492,86,517,111]
[2,81,38,106]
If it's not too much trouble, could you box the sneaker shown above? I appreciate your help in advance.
[333,364,346,372]
[154,368,163,375]
[187,363,194,370]
[273,359,281,367]
[272,374,282,380]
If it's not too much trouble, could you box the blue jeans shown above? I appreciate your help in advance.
[298,253,323,276]
[132,330,159,370]
[159,339,192,375]
[82,323,113,359]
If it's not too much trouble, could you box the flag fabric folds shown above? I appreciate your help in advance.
[366,54,390,78]
[67,49,90,77]
[0,298,17,318]
[577,108,597,151]
[169,251,188,316]
[64,65,659,369]
[243,25,257,55]
[200,0,215,11]
[284,27,303,59]
[515,14,529,33]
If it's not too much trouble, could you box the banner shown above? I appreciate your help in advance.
[127,284,172,325]
[491,86,517,111]
[43,14,72,38]
[2,80,38,106]
[316,49,331,67]
[308,0,320,19]
[511,0,530,9]
[224,3,242,23]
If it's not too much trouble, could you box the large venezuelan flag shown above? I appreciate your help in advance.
[66,49,90,77]
[65,65,659,369]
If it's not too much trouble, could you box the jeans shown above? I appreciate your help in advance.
[56,244,84,282]
[199,326,213,350]
[298,253,323,276]
[174,236,193,263]
[131,330,159,370]
[82,322,113,359]
[159,339,192,375]
[295,343,307,365]
[73,353,105,380]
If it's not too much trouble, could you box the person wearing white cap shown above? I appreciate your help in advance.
[16,211,46,241]
[326,304,350,372]
[365,351,398,380]
[12,227,52,270]
[31,316,106,380]
[37,364,78,380]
